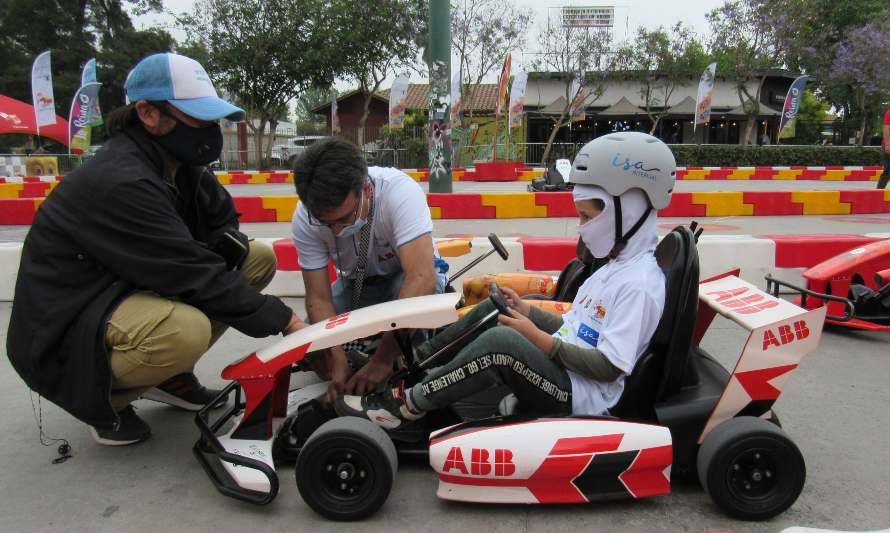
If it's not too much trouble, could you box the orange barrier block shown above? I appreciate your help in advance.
[790,191,851,215]
[247,173,271,184]
[462,273,558,306]
[690,192,754,216]
[429,206,442,219]
[215,173,232,185]
[406,171,427,182]
[480,193,548,218]
[457,298,573,319]
[452,169,466,182]
[726,168,755,180]
[820,169,852,181]
[0,184,24,199]
[435,238,473,257]
[773,169,803,180]
[261,196,299,222]
[682,169,709,180]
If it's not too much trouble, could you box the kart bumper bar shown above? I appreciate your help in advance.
[193,382,279,505]
[765,274,855,322]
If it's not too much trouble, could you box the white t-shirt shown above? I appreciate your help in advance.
[291,167,435,277]
[553,252,665,415]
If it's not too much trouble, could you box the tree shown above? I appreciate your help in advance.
[0,0,168,132]
[707,0,784,145]
[181,0,350,168]
[292,85,330,129]
[532,10,612,166]
[450,0,532,118]
[791,89,830,144]
[616,23,710,135]
[764,0,890,144]
[829,17,890,144]
[336,0,424,147]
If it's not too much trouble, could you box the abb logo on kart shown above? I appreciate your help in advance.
[443,447,516,476]
[762,320,810,351]
[324,313,350,330]
[706,287,779,315]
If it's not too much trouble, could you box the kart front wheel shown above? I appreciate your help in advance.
[296,417,397,521]
[697,416,805,521]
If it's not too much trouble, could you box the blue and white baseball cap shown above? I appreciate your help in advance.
[124,53,245,122]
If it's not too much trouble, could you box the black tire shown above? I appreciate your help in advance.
[296,417,397,521]
[697,417,805,521]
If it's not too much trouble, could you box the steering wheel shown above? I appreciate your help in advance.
[488,283,511,315]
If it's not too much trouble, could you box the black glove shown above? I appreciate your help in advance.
[212,230,249,271]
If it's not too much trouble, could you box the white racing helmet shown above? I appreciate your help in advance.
[568,131,676,209]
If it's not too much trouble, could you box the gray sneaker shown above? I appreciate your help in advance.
[89,406,151,446]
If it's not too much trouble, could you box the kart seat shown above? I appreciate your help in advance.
[609,225,700,420]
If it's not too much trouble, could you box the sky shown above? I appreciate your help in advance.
[134,0,726,87]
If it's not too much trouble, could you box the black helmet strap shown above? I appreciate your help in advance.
[608,196,653,260]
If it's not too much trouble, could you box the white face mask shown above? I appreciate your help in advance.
[577,208,615,259]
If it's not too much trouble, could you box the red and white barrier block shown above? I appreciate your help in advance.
[2,234,887,302]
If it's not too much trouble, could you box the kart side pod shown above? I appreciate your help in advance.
[429,419,673,504]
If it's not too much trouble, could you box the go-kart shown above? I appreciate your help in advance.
[528,158,574,192]
[766,238,890,332]
[194,226,826,522]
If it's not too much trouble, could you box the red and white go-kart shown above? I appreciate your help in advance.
[194,226,825,521]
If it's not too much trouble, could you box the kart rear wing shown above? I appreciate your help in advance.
[695,273,827,443]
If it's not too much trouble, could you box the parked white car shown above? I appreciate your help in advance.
[271,135,326,167]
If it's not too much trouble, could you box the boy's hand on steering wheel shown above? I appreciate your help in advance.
[498,307,539,338]
[499,286,531,317]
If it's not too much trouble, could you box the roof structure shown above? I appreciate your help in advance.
[597,96,645,116]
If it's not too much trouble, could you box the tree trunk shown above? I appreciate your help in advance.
[358,90,374,149]
[249,116,268,170]
[540,113,567,167]
[265,119,278,169]
[649,115,660,136]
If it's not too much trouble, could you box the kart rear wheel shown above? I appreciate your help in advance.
[697,416,805,521]
[296,417,397,521]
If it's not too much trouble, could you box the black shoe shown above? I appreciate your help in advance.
[141,372,225,411]
[334,382,425,430]
[89,405,151,446]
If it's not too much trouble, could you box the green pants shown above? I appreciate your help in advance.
[105,240,277,410]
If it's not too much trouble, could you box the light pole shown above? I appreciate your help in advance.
[428,0,452,193]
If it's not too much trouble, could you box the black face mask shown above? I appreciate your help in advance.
[154,119,223,166]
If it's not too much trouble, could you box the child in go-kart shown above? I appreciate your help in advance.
[336,132,676,429]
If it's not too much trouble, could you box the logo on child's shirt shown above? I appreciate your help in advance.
[577,323,600,347]
[595,304,606,319]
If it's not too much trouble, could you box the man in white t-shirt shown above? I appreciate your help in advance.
[292,138,446,401]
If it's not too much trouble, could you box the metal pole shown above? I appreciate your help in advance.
[428,0,452,193]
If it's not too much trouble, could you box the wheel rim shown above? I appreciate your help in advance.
[726,447,779,501]
[316,446,375,504]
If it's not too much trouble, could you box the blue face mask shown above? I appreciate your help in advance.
[336,188,367,238]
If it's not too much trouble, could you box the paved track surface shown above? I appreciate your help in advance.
[1,300,889,533]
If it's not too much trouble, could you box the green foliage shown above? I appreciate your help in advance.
[791,90,830,144]
[669,144,884,166]
[378,126,428,168]
[0,0,168,133]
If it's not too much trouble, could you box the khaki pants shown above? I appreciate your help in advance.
[106,240,277,411]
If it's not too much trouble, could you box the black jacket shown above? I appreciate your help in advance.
[6,126,292,428]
